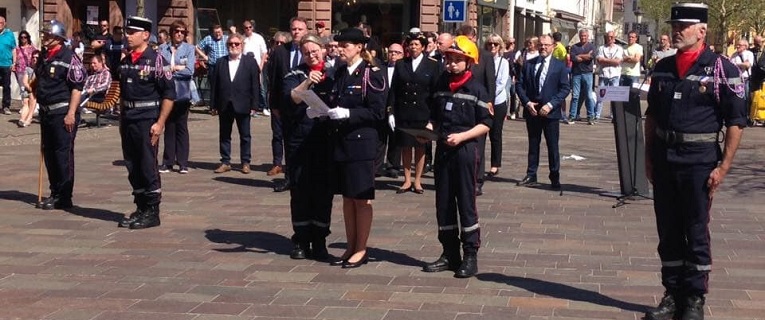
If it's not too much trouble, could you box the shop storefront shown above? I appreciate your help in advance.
[551,10,583,45]
[476,0,508,43]
[514,7,546,42]
[331,0,420,46]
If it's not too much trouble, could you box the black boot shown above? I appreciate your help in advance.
[454,252,478,278]
[290,242,311,259]
[118,207,144,228]
[644,292,681,320]
[423,249,461,272]
[681,295,705,320]
[311,238,330,261]
[40,196,72,210]
[129,205,161,229]
[36,196,55,209]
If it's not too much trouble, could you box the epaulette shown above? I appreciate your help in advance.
[428,57,438,62]
[371,66,380,72]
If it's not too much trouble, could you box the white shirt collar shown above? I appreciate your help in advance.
[411,53,424,70]
[347,58,363,75]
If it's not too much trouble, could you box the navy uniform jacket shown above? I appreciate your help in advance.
[647,47,748,164]
[515,55,571,120]
[431,75,492,144]
[35,46,86,113]
[119,48,176,121]
[388,55,440,128]
[332,60,387,162]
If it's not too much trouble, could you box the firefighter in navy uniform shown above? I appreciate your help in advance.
[35,20,86,210]
[281,35,338,260]
[644,4,747,320]
[117,17,176,230]
[422,36,491,278]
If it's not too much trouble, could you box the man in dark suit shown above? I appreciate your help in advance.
[515,34,571,190]
[267,16,309,192]
[457,25,495,195]
[210,33,260,174]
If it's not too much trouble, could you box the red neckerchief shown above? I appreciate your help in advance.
[448,70,472,93]
[46,45,62,60]
[310,61,326,81]
[130,49,145,64]
[676,43,704,78]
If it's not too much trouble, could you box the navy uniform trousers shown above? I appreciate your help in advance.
[120,116,162,207]
[652,157,716,295]
[41,112,80,200]
[434,140,481,253]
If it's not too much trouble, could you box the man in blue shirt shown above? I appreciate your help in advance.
[195,24,228,110]
[0,16,17,114]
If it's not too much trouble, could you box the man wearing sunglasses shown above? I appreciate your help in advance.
[210,33,260,176]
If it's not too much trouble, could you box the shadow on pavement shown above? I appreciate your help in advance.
[204,229,292,255]
[65,205,124,223]
[213,176,276,189]
[328,242,425,267]
[476,273,650,313]
[191,161,272,173]
[0,190,39,205]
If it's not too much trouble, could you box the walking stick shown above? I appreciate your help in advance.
[37,139,43,206]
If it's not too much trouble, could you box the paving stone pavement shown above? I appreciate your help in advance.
[0,108,763,320]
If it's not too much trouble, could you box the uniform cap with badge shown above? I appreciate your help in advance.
[666,3,708,24]
[334,28,369,44]
[125,16,153,32]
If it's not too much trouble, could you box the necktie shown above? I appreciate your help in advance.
[291,49,300,68]
[534,58,545,92]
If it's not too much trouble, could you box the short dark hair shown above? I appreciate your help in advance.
[211,24,222,31]
[290,16,308,26]
[552,32,562,42]
[628,30,639,40]
[457,24,476,37]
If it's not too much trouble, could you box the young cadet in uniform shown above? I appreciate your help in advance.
[644,4,747,320]
[35,20,86,210]
[282,35,338,261]
[422,36,491,278]
[117,17,176,230]
[327,28,387,269]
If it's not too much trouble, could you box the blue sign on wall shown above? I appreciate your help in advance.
[443,0,467,23]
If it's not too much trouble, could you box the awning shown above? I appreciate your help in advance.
[477,0,509,10]
[552,19,577,31]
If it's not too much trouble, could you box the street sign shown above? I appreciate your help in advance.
[443,0,467,23]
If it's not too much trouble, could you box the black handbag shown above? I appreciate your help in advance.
[174,79,192,102]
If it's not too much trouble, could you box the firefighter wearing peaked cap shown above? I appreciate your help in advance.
[34,19,86,211]
[117,16,176,230]
[421,35,491,279]
[644,3,747,320]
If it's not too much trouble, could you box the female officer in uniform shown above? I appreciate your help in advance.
[422,36,491,278]
[282,35,338,261]
[326,28,386,268]
[388,32,439,194]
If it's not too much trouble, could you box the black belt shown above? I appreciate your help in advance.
[122,101,160,109]
[656,128,718,144]
[41,102,69,112]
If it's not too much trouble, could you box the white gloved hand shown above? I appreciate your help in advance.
[328,107,350,120]
[388,114,396,131]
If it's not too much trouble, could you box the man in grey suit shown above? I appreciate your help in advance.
[210,33,261,174]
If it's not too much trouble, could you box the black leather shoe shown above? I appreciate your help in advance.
[550,180,561,190]
[129,205,161,229]
[118,208,143,228]
[454,253,478,278]
[341,253,368,268]
[273,180,291,192]
[644,292,681,320]
[475,183,483,196]
[423,254,462,272]
[41,197,72,210]
[681,295,705,320]
[423,163,432,174]
[290,243,310,259]
[384,168,399,179]
[517,176,538,187]
[36,197,55,209]
[311,239,330,261]
[329,255,349,266]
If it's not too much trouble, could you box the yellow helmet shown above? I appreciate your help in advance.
[445,35,479,64]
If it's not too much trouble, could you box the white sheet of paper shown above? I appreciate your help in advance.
[295,90,330,118]
[596,86,631,102]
